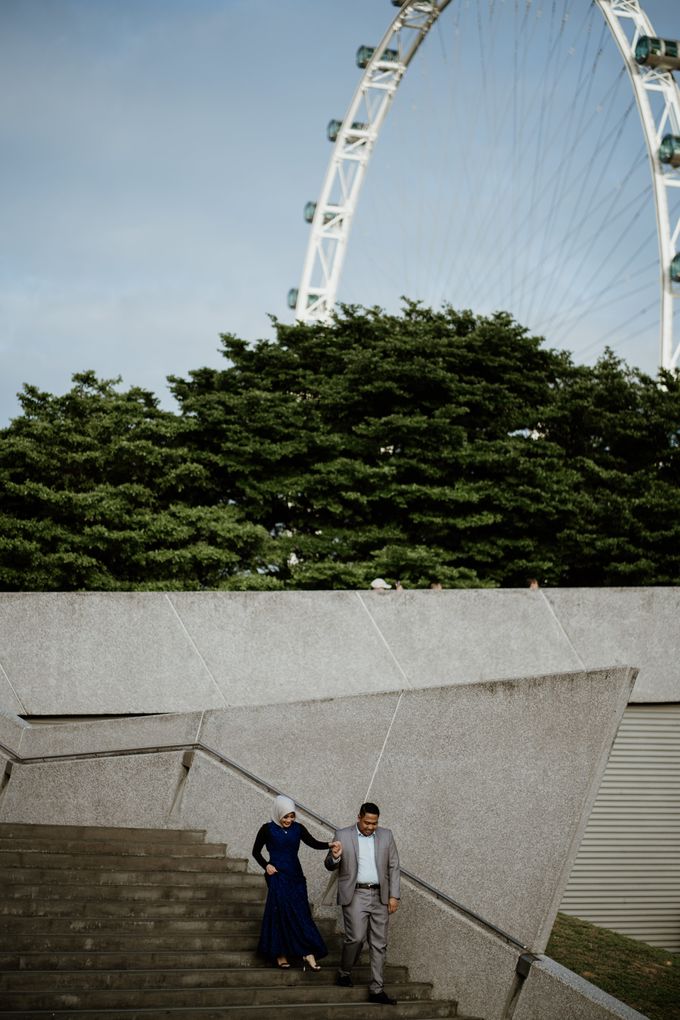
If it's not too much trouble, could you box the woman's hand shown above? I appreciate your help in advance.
[328,840,342,858]
[265,864,278,876]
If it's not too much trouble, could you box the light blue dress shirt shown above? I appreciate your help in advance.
[356,826,380,885]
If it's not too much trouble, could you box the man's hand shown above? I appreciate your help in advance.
[388,897,399,915]
[329,840,342,858]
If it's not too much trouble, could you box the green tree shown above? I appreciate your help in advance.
[0,372,275,591]
[170,304,591,588]
[542,351,680,585]
[4,309,679,591]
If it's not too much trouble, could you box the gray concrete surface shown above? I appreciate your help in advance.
[513,956,649,1020]
[545,587,680,703]
[0,709,29,757]
[199,690,403,829]
[0,682,641,1020]
[0,589,674,715]
[388,883,520,1020]
[0,664,635,954]
[0,751,185,827]
[196,667,635,951]
[19,711,204,757]
[0,592,227,714]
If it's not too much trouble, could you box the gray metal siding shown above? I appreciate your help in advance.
[561,704,680,951]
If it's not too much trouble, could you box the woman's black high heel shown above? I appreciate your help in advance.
[303,955,321,971]
[276,957,291,969]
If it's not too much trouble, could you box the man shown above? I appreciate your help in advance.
[324,801,400,1006]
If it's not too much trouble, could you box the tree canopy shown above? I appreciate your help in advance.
[2,304,679,590]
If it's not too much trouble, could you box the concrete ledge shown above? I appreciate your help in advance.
[513,956,649,1020]
[19,711,204,758]
[0,751,186,827]
[0,589,676,715]
[0,709,30,756]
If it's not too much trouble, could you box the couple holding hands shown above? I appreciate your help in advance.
[252,795,401,1006]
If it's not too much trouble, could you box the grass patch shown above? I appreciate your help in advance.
[546,913,679,1020]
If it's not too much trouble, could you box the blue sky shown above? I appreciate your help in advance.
[1,0,677,425]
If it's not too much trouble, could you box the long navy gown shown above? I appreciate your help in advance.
[252,820,329,962]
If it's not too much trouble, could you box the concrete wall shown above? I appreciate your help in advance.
[0,665,636,954]
[512,958,647,1020]
[0,664,640,1019]
[0,589,675,716]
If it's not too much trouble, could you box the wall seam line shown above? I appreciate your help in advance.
[540,591,587,670]
[363,689,405,803]
[164,596,228,708]
[355,592,412,801]
[355,592,412,687]
[0,659,28,716]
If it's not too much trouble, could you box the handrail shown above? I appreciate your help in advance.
[0,735,528,951]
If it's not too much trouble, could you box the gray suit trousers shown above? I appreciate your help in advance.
[339,887,389,994]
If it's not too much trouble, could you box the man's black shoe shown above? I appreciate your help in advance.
[335,973,353,987]
[368,990,397,1005]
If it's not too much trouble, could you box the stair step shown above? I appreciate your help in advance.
[0,934,345,952]
[0,935,257,952]
[0,981,435,1009]
[0,882,264,903]
[0,917,338,936]
[0,867,264,887]
[0,964,410,990]
[0,838,231,859]
[0,950,357,971]
[0,1003,462,1019]
[0,851,244,872]
[0,824,206,845]
[0,899,264,919]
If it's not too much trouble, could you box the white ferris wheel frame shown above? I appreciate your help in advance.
[293,0,680,373]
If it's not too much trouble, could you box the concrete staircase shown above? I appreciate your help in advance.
[0,823,478,1019]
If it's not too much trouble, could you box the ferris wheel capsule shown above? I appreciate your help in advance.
[303,202,338,225]
[391,0,436,8]
[327,119,368,143]
[288,288,319,310]
[671,255,680,283]
[356,45,400,69]
[634,36,680,72]
[659,135,680,167]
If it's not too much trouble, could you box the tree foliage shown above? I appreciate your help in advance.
[0,372,274,590]
[2,306,679,590]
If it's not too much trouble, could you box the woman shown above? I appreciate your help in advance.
[252,794,337,970]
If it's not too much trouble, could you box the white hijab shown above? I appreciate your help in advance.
[271,794,296,827]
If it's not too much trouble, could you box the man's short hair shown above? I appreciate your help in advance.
[359,802,380,817]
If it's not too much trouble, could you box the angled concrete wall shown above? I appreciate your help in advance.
[0,665,636,954]
[0,663,638,1019]
[0,589,675,715]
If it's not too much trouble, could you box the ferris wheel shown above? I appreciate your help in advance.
[289,0,680,373]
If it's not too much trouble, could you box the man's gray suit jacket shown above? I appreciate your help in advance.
[324,825,400,907]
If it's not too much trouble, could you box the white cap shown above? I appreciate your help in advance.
[370,578,392,590]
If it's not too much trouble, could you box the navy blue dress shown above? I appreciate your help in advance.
[252,821,328,962]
